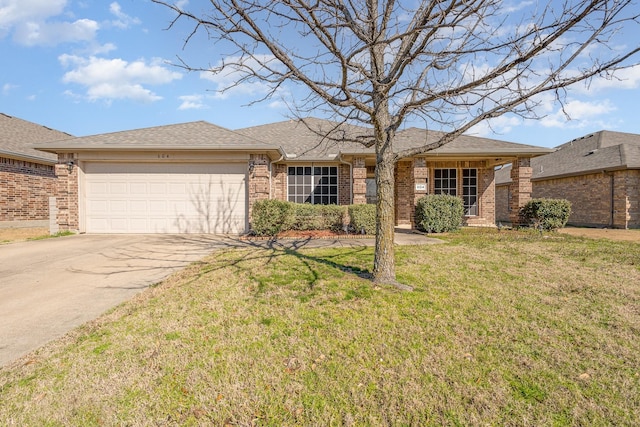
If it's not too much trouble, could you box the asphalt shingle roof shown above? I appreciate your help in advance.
[237,118,552,159]
[36,121,276,153]
[0,113,72,163]
[495,130,640,184]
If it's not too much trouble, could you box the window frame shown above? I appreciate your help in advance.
[462,168,478,216]
[433,167,479,217]
[287,165,339,205]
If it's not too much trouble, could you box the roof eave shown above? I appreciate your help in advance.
[0,149,56,165]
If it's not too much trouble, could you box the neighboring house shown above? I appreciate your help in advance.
[495,130,640,229]
[36,118,551,234]
[0,113,72,227]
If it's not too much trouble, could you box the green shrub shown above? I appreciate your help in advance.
[250,199,294,236]
[290,204,346,231]
[252,200,346,235]
[521,198,571,231]
[348,204,376,234]
[415,194,464,233]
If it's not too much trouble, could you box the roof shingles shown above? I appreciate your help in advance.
[0,113,72,163]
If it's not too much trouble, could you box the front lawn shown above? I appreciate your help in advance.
[1,229,639,425]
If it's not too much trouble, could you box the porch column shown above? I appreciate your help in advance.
[412,158,428,227]
[509,157,533,226]
[352,157,367,205]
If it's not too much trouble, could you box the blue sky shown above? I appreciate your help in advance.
[1,0,640,148]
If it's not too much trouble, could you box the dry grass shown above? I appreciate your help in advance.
[1,228,639,426]
[0,227,48,243]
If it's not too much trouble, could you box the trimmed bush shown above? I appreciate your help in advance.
[250,199,294,236]
[521,198,571,231]
[415,194,464,233]
[348,204,376,234]
[290,203,346,231]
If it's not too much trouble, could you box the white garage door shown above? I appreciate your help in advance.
[84,162,247,234]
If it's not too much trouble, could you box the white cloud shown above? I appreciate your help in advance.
[572,65,640,94]
[60,55,183,103]
[13,18,98,46]
[2,83,17,95]
[178,94,208,110]
[109,2,140,29]
[540,99,617,129]
[0,0,101,46]
[467,115,523,138]
[0,0,67,28]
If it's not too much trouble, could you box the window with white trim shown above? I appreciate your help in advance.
[462,168,478,216]
[434,168,457,196]
[287,166,338,204]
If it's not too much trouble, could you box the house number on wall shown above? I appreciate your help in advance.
[157,154,170,159]
[415,183,426,191]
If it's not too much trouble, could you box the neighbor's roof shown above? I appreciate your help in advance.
[495,130,640,184]
[0,113,72,164]
[237,118,552,160]
[35,121,278,153]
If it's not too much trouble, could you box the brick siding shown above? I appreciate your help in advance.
[54,154,79,231]
[495,184,510,223]
[0,157,56,221]
[496,169,640,229]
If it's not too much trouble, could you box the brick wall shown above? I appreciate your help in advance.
[352,157,366,205]
[495,184,510,223]
[54,154,79,231]
[338,163,351,205]
[0,157,56,221]
[533,172,612,227]
[248,154,270,221]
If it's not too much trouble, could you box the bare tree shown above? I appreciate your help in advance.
[152,0,639,287]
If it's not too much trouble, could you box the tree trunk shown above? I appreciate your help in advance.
[373,147,397,285]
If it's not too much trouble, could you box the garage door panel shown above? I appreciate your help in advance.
[84,162,246,234]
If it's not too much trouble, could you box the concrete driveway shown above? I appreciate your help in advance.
[0,234,250,367]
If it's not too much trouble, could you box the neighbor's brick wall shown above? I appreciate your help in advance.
[611,170,639,229]
[54,154,79,231]
[0,157,56,221]
[533,172,612,227]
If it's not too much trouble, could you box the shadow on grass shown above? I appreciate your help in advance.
[184,236,374,293]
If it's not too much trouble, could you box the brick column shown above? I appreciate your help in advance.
[480,167,495,225]
[509,157,533,226]
[248,154,270,226]
[54,153,79,232]
[352,157,367,205]
[412,158,428,227]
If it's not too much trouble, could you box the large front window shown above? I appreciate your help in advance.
[462,168,478,216]
[287,166,338,204]
[434,168,478,216]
